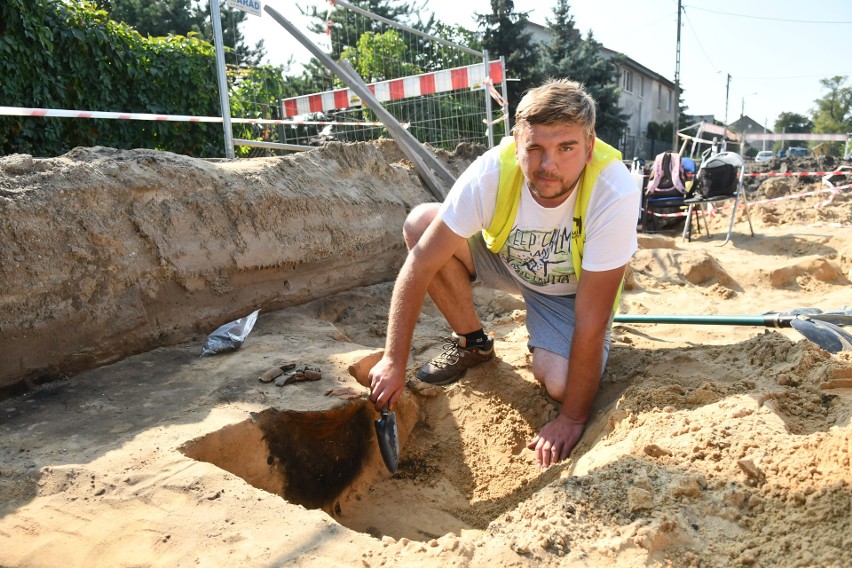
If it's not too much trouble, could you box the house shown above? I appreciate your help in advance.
[524,22,677,160]
[727,115,772,154]
[601,47,678,160]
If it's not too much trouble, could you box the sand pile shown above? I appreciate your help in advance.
[0,144,850,567]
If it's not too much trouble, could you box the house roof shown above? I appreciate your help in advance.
[728,115,773,135]
[599,47,676,90]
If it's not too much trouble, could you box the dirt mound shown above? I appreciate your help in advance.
[1,143,851,567]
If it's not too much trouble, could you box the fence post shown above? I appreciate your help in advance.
[500,56,511,138]
[210,0,235,159]
[483,50,494,148]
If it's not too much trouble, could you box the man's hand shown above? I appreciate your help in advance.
[368,356,406,411]
[527,414,585,468]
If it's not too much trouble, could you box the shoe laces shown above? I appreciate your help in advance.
[432,337,464,368]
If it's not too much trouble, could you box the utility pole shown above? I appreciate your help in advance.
[724,73,731,126]
[673,0,682,151]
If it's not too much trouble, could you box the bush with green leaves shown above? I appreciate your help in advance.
[0,0,222,157]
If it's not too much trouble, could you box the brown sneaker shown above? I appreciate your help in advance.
[416,333,494,386]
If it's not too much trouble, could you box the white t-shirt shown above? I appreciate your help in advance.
[439,143,640,296]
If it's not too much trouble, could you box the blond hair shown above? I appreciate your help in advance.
[513,78,596,140]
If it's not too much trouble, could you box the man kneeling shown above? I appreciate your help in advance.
[369,79,639,467]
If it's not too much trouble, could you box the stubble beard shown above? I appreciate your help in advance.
[528,173,578,201]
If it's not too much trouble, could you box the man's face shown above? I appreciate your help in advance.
[514,122,595,206]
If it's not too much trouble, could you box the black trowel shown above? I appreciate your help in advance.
[346,350,399,473]
[374,406,399,473]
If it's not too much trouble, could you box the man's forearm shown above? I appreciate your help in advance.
[561,264,626,423]
[559,323,606,424]
[383,255,429,366]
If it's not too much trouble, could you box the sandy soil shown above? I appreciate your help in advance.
[1,146,851,567]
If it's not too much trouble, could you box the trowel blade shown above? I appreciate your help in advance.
[374,408,399,473]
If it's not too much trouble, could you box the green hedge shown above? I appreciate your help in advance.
[0,0,222,157]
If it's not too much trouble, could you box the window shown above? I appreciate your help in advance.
[657,84,662,109]
[667,89,673,112]
[640,76,645,98]
[621,68,633,93]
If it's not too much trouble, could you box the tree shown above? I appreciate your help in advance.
[542,0,580,62]
[812,76,851,133]
[302,0,431,61]
[811,76,851,155]
[773,111,813,152]
[95,0,198,37]
[98,0,265,66]
[195,1,265,66]
[476,0,540,119]
[775,111,813,134]
[297,0,434,99]
[538,1,626,145]
[340,30,421,82]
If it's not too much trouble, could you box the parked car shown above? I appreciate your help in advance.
[787,147,809,158]
[755,150,775,163]
[777,149,786,159]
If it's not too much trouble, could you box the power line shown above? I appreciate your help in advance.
[686,6,852,24]
[682,7,719,72]
[737,73,842,81]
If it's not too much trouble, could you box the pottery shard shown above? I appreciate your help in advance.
[258,362,297,383]
[273,365,323,387]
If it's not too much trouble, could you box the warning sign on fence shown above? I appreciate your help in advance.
[227,0,261,17]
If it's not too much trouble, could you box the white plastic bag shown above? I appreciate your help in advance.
[200,309,260,357]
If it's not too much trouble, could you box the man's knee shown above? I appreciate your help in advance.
[403,203,440,249]
[533,369,566,401]
[532,348,569,401]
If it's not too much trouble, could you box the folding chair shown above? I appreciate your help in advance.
[680,151,755,246]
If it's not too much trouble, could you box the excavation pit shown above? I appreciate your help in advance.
[181,403,373,511]
[180,386,558,542]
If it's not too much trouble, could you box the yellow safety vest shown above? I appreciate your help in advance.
[481,136,624,318]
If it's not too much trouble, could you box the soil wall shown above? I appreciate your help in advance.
[0,141,463,397]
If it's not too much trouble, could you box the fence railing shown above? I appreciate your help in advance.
[232,0,509,154]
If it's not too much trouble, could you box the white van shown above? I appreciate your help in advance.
[755,150,774,163]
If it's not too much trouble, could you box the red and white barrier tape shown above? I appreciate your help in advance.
[642,170,850,179]
[0,106,397,127]
[745,171,850,177]
[482,76,506,108]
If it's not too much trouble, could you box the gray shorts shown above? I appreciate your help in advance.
[468,233,611,364]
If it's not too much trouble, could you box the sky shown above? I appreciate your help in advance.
[241,0,852,129]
